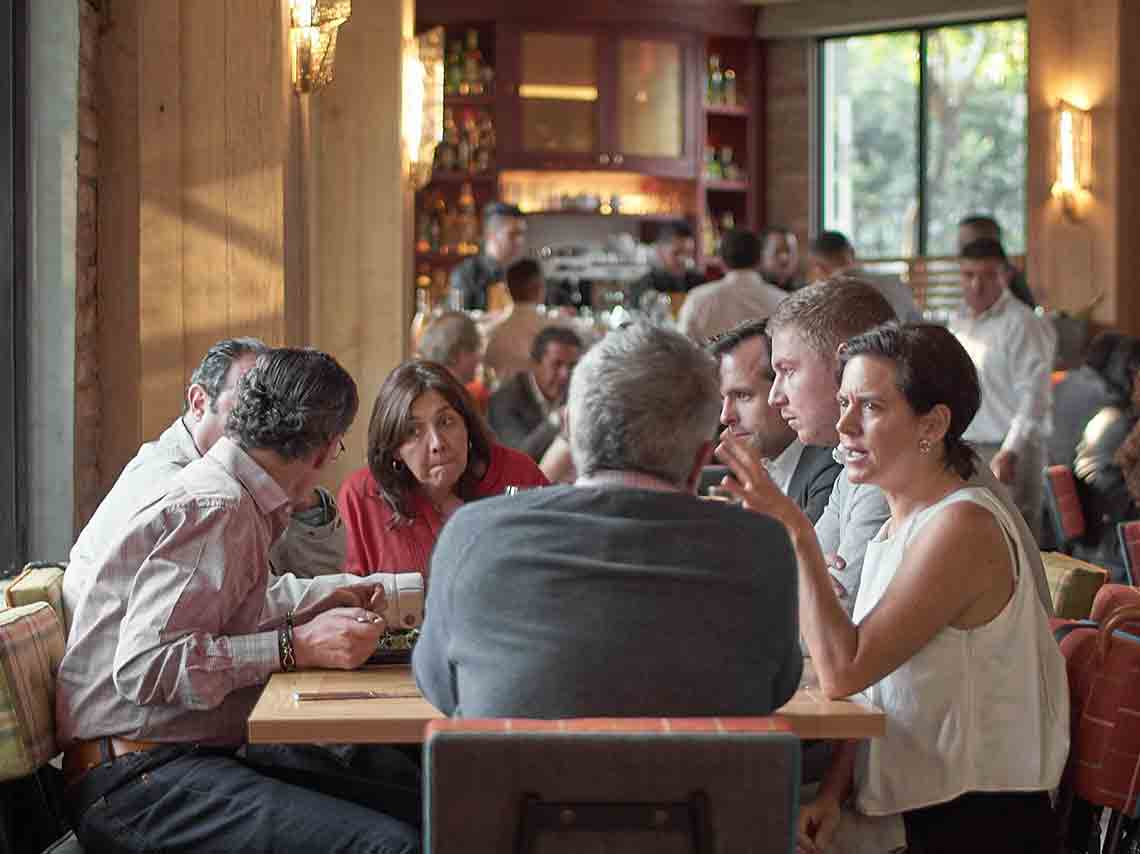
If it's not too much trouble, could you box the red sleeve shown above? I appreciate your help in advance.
[337,468,375,576]
[477,444,550,497]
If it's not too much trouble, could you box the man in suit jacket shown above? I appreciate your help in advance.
[488,325,583,461]
[710,319,840,523]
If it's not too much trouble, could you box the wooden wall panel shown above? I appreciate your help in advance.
[97,0,141,497]
[225,0,286,348]
[311,0,414,491]
[137,0,185,443]
[181,0,230,371]
[97,0,290,494]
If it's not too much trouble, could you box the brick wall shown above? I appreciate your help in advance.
[763,38,812,250]
[74,0,100,530]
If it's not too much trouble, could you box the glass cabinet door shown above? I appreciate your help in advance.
[518,32,599,154]
[616,38,685,160]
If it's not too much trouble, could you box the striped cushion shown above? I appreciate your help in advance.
[0,602,65,782]
[4,564,67,631]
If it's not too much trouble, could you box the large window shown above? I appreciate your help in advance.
[820,18,1027,258]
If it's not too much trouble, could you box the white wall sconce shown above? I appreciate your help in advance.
[403,28,444,190]
[290,0,351,94]
[1051,99,1091,219]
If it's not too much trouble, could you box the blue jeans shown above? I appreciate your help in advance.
[67,744,421,854]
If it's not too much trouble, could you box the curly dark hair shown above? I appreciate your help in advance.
[225,348,358,461]
[367,360,495,524]
[838,323,980,480]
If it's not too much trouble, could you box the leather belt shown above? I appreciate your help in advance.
[62,736,165,789]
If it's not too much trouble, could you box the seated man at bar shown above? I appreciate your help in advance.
[488,325,582,461]
[711,319,840,524]
[676,228,786,342]
[628,220,703,308]
[57,349,421,854]
[71,337,345,580]
[417,310,489,413]
[768,279,1053,616]
[449,202,527,311]
[951,237,1056,541]
[807,230,922,323]
[759,225,804,293]
[414,321,802,718]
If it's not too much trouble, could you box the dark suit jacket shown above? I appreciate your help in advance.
[788,445,843,525]
[487,372,560,461]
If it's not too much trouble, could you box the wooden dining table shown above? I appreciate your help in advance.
[247,662,885,744]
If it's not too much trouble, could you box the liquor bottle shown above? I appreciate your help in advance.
[436,109,458,172]
[445,41,463,96]
[463,29,484,96]
[456,114,472,172]
[456,181,479,255]
[411,278,434,349]
[702,206,717,259]
[704,145,722,180]
[707,55,723,105]
[723,68,738,107]
[430,194,447,253]
[475,114,495,172]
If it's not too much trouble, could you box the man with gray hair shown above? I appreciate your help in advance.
[71,337,346,579]
[414,322,802,719]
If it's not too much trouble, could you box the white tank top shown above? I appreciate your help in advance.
[852,486,1069,816]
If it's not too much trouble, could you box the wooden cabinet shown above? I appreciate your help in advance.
[496,27,699,179]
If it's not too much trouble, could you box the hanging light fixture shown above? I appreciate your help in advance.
[290,0,351,94]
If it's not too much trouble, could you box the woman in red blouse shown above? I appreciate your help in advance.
[339,360,548,576]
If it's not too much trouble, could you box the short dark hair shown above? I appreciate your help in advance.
[839,323,979,480]
[719,229,760,270]
[366,360,495,524]
[656,220,694,245]
[810,230,853,258]
[505,258,544,302]
[226,348,358,462]
[418,312,480,367]
[958,214,1001,239]
[707,318,769,360]
[530,325,583,364]
[759,225,794,246]
[769,277,897,364]
[483,202,523,222]
[960,237,1008,264]
[183,337,268,414]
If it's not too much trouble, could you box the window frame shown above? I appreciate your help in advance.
[0,0,29,574]
[815,14,1027,257]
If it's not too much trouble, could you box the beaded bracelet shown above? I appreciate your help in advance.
[278,623,297,672]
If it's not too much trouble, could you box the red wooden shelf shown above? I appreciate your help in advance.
[704,180,749,192]
[443,95,495,108]
[426,171,498,184]
[704,103,750,117]
[414,251,476,265]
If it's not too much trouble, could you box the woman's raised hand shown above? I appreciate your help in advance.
[715,432,807,530]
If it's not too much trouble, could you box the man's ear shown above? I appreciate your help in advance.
[187,384,209,421]
[685,440,715,494]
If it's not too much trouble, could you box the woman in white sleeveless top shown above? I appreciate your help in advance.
[718,324,1068,853]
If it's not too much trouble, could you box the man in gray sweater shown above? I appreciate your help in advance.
[414,321,802,718]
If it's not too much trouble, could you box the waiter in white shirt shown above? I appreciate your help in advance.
[950,237,1056,540]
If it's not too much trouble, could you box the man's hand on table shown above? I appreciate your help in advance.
[294,584,388,625]
[293,607,387,669]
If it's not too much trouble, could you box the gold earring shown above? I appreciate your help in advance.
[918,438,931,455]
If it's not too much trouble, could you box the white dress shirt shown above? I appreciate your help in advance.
[950,289,1056,454]
[763,439,804,495]
[676,270,787,342]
